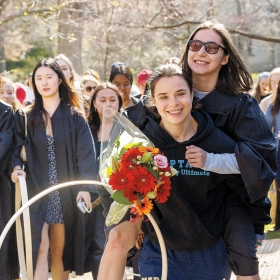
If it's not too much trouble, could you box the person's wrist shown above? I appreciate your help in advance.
[256,233,266,240]
[13,166,21,172]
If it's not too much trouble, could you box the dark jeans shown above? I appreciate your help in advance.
[224,197,259,276]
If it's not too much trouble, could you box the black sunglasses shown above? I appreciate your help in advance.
[85,86,96,92]
[188,40,227,54]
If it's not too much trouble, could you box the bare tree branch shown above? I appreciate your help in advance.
[0,8,53,25]
[107,19,280,43]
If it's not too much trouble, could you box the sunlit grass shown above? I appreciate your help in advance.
[266,229,280,239]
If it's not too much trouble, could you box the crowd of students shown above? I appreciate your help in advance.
[0,18,279,280]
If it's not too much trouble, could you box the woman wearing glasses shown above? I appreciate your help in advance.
[180,19,275,280]
[122,19,275,280]
[80,74,101,99]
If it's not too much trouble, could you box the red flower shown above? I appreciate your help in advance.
[109,169,133,191]
[123,187,140,202]
[130,166,156,194]
[155,176,171,203]
[130,205,140,223]
[120,147,142,168]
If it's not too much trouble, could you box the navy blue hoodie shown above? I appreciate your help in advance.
[140,110,243,251]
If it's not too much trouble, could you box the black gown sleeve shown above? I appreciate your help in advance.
[202,92,277,203]
[11,109,25,170]
[231,96,276,202]
[0,103,14,173]
[75,114,97,191]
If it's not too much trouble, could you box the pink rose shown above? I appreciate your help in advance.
[153,154,168,168]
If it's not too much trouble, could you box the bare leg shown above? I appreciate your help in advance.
[97,219,142,280]
[34,223,49,280]
[237,275,261,280]
[49,223,69,280]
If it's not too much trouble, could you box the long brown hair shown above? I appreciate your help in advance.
[252,72,270,103]
[181,19,253,95]
[87,83,123,136]
[268,67,280,94]
[54,54,77,86]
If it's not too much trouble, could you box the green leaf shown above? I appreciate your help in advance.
[111,190,133,205]
[137,193,142,203]
[141,152,153,163]
[144,164,158,178]
[110,155,119,172]
[123,142,143,149]
[119,147,128,157]
[113,134,120,146]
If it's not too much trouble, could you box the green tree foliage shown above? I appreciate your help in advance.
[6,46,50,83]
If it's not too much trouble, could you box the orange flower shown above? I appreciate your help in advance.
[133,197,153,216]
[139,146,159,155]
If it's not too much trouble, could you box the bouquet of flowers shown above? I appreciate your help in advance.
[99,106,177,227]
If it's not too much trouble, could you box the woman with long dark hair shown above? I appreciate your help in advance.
[260,67,280,113]
[84,83,122,278]
[123,19,275,280]
[180,19,275,280]
[11,58,96,280]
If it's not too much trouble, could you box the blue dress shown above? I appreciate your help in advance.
[45,135,64,224]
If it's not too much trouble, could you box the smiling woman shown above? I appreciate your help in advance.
[149,75,197,142]
[180,19,275,280]
[0,77,22,111]
[11,58,96,280]
[97,63,253,280]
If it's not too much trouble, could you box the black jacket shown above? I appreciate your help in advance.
[140,111,241,251]
[0,101,19,279]
[198,90,276,203]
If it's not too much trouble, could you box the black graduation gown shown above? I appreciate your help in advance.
[198,90,276,203]
[11,101,97,274]
[0,101,19,279]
